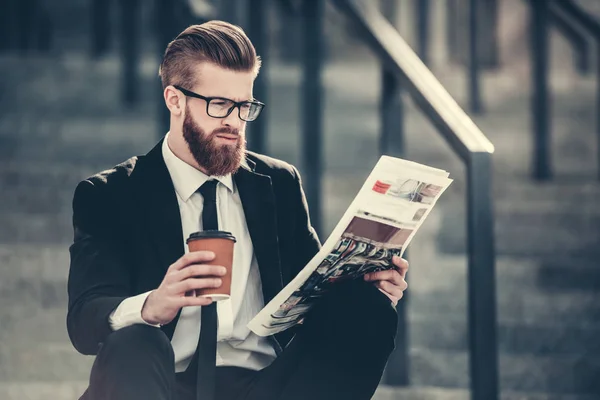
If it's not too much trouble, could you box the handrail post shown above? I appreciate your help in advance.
[218,0,242,25]
[247,0,269,154]
[156,0,178,137]
[0,0,15,52]
[380,0,409,387]
[91,0,111,58]
[550,6,591,74]
[416,0,430,65]
[380,70,405,158]
[467,152,498,400]
[381,68,409,387]
[120,0,140,107]
[301,0,324,237]
[530,0,552,180]
[446,0,460,64]
[597,46,600,180]
[468,0,483,113]
[552,0,600,179]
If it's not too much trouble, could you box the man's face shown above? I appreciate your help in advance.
[181,63,255,176]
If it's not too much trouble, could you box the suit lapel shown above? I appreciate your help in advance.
[130,140,185,282]
[234,161,284,305]
[130,140,185,339]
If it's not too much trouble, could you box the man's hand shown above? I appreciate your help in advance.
[141,251,226,326]
[363,255,409,306]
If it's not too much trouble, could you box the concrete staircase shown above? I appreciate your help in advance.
[1,6,600,400]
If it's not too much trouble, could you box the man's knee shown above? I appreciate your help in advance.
[100,324,174,365]
[303,279,398,350]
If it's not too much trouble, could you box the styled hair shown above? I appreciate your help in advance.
[158,20,261,89]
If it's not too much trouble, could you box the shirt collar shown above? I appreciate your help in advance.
[161,132,234,202]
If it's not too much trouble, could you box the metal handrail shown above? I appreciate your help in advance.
[556,0,600,37]
[529,0,600,179]
[332,0,494,161]
[554,0,600,180]
[550,3,591,73]
[329,1,497,399]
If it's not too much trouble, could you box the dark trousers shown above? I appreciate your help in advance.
[81,279,398,400]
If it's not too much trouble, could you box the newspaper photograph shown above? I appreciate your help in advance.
[248,156,453,337]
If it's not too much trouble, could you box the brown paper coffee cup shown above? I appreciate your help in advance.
[186,231,236,301]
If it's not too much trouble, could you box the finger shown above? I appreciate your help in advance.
[170,277,223,295]
[392,256,409,276]
[364,269,401,283]
[381,269,408,289]
[376,280,405,300]
[176,295,214,308]
[171,264,227,283]
[168,251,216,272]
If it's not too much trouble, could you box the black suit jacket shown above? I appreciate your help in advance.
[67,139,321,356]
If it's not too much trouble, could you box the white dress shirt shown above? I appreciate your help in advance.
[109,132,277,372]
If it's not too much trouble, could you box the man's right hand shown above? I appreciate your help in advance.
[141,251,226,326]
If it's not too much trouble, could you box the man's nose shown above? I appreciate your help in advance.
[222,106,243,127]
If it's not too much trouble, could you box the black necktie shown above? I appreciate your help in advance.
[196,180,219,400]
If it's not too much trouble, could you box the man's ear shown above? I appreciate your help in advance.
[164,86,183,116]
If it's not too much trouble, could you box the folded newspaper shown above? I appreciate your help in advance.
[248,156,453,337]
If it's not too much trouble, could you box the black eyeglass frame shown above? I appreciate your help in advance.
[173,85,265,122]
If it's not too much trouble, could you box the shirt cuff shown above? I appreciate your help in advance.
[109,291,161,331]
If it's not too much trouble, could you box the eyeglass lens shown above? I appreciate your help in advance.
[207,99,262,121]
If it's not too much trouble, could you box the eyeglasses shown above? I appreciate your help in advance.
[174,85,265,122]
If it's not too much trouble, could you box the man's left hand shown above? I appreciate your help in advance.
[363,255,409,306]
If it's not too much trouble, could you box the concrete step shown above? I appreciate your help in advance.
[4,249,599,325]
[0,343,92,382]
[408,314,600,356]
[0,212,73,244]
[0,307,71,346]
[410,285,600,326]
[0,382,597,400]
[4,342,599,395]
[409,348,600,395]
[407,252,600,293]
[0,381,88,400]
[374,386,600,400]
[492,181,600,205]
[437,207,600,257]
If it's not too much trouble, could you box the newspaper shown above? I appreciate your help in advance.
[248,156,453,337]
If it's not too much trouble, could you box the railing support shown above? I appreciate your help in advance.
[91,0,111,58]
[446,0,460,64]
[218,0,242,25]
[247,0,269,154]
[530,0,552,180]
[120,0,140,107]
[467,152,498,400]
[0,0,16,53]
[550,5,591,74]
[468,0,483,114]
[380,71,405,158]
[552,0,600,179]
[301,0,324,238]
[156,0,178,137]
[597,49,600,180]
[380,0,408,386]
[416,0,430,65]
[381,72,409,383]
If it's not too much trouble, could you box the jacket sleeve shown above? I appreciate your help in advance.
[66,179,131,355]
[289,166,322,279]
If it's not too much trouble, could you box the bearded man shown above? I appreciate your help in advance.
[67,20,408,400]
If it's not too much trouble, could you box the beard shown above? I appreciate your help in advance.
[182,106,246,177]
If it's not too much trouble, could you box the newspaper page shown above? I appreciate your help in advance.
[248,156,453,337]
